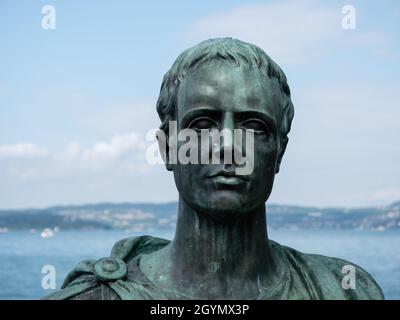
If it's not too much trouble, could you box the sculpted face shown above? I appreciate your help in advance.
[170,60,286,221]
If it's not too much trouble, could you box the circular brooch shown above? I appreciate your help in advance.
[94,257,127,282]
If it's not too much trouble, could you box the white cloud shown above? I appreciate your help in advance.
[0,130,172,208]
[269,81,400,207]
[63,142,81,160]
[80,132,147,170]
[298,84,399,119]
[77,102,161,138]
[0,143,48,158]
[182,0,338,63]
[371,189,400,204]
[0,131,152,182]
[182,0,389,64]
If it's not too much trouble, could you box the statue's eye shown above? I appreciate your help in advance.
[240,119,269,133]
[187,117,218,131]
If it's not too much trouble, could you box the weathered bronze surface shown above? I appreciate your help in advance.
[44,38,384,300]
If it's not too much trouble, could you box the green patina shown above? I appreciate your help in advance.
[44,38,384,300]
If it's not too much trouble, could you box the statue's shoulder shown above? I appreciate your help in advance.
[42,235,170,300]
[273,240,384,300]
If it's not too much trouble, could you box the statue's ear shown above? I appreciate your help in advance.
[275,137,288,174]
[156,129,172,171]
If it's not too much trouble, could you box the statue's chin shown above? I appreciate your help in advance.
[192,192,259,223]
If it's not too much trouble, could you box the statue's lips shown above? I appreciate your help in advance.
[207,170,248,186]
[212,176,246,186]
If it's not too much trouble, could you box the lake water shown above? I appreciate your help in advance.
[0,229,399,299]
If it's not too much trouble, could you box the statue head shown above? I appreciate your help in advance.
[156,38,294,221]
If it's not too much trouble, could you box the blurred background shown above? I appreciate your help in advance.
[0,0,399,299]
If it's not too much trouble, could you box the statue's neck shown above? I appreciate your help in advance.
[169,196,275,296]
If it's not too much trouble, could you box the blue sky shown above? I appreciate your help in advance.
[0,0,399,209]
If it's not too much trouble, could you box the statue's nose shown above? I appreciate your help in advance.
[212,112,237,164]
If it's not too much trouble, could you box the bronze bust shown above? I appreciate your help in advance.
[44,38,384,300]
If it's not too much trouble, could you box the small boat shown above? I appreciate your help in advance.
[41,228,55,238]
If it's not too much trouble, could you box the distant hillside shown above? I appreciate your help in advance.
[0,201,399,232]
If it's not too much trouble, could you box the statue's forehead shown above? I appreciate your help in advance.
[177,61,282,118]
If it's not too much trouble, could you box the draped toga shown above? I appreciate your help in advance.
[43,235,384,300]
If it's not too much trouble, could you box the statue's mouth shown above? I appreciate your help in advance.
[207,170,248,186]
[211,176,245,186]
[208,169,248,178]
